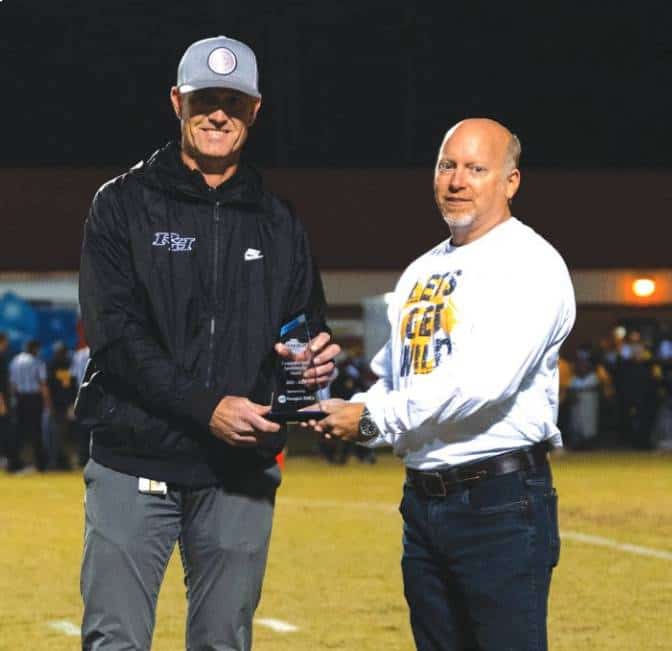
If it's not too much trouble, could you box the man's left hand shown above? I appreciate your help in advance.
[275,331,340,388]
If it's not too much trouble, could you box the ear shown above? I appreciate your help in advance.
[170,87,182,120]
[247,98,262,127]
[506,168,521,201]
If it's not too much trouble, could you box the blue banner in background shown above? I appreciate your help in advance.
[36,306,78,359]
[0,291,78,360]
[0,291,39,355]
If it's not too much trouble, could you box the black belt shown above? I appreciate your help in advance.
[406,441,551,498]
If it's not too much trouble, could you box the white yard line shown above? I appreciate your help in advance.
[48,620,80,636]
[256,618,300,633]
[562,530,672,561]
[278,497,672,561]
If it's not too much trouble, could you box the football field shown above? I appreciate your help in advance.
[1,450,670,650]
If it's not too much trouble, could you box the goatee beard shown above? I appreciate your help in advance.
[442,213,475,230]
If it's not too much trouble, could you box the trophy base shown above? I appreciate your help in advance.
[267,410,327,424]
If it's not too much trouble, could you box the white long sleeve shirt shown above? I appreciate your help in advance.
[9,352,46,395]
[354,217,576,470]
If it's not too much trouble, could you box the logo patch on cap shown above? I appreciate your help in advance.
[208,47,237,75]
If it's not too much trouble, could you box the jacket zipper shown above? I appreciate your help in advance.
[206,200,221,388]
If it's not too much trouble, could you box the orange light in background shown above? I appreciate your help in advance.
[632,277,656,298]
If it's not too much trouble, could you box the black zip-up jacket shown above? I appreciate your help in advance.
[78,142,328,486]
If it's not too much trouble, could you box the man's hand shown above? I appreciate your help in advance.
[209,396,281,447]
[305,399,365,441]
[275,331,340,388]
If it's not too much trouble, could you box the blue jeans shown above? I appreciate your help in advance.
[400,463,560,651]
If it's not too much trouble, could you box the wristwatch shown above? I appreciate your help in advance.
[358,406,381,441]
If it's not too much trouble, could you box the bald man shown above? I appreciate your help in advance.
[310,119,576,650]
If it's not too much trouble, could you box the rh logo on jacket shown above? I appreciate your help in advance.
[152,232,196,252]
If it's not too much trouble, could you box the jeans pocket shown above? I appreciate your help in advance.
[469,472,529,515]
[475,498,529,515]
[524,477,548,488]
[399,483,413,517]
[546,488,561,567]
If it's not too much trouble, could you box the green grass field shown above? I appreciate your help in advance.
[1,450,670,650]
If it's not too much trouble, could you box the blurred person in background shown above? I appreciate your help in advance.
[308,119,575,651]
[618,329,645,361]
[0,332,11,470]
[655,325,672,364]
[595,335,619,440]
[600,327,627,442]
[651,327,672,449]
[556,353,572,440]
[613,331,659,449]
[45,342,77,470]
[566,348,600,449]
[9,339,49,472]
[76,36,338,651]
[651,326,672,449]
[69,338,91,466]
[70,340,90,387]
[603,325,626,372]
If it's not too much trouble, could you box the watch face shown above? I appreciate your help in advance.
[359,413,379,440]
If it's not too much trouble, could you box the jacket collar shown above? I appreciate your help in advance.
[131,141,264,206]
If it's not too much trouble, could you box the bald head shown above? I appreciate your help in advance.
[433,117,522,245]
[440,119,520,175]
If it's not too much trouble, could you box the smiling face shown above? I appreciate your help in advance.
[434,119,520,245]
[170,86,261,172]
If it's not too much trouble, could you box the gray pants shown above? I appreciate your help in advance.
[80,459,279,651]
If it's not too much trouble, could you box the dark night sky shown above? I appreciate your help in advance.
[1,1,670,169]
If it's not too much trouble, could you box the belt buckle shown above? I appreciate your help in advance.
[421,472,447,497]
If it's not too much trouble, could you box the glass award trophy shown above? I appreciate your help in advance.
[268,314,327,423]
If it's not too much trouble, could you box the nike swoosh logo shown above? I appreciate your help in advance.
[244,248,264,261]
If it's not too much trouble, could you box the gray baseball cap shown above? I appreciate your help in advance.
[176,36,261,99]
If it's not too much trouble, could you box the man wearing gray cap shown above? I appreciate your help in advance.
[77,36,338,650]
